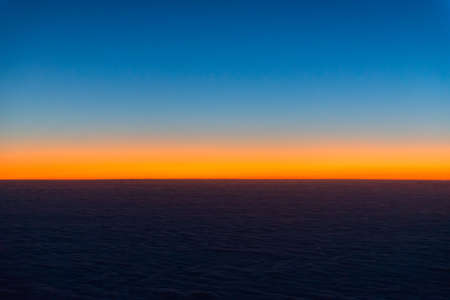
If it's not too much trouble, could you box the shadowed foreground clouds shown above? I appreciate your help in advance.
[1,0,450,179]
[1,180,450,299]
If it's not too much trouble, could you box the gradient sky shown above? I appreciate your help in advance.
[1,0,450,179]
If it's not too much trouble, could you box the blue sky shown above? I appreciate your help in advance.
[1,0,450,142]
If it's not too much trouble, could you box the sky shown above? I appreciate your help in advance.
[1,0,450,179]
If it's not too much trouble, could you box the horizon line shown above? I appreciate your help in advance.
[1,178,449,182]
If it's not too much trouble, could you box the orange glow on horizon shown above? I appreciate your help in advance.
[1,139,449,180]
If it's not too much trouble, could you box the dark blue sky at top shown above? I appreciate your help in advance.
[1,0,449,141]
